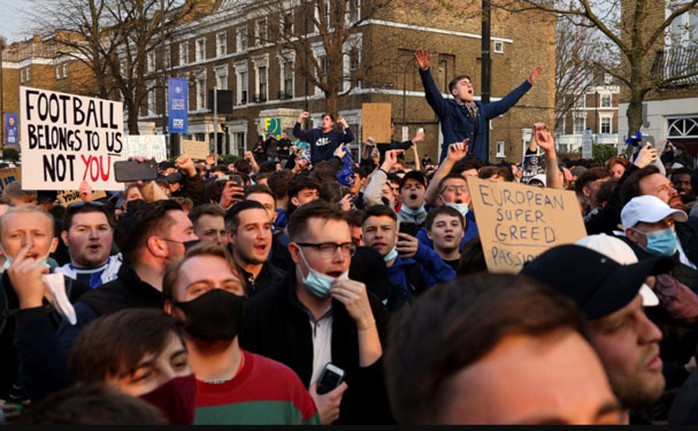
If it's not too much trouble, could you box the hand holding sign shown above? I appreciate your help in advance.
[78,180,93,202]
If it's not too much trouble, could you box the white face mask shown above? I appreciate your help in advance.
[298,248,348,298]
[1,244,52,270]
[440,194,470,217]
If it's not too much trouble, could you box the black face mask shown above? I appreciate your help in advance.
[175,289,246,341]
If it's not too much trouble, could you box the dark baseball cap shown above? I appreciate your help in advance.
[520,244,673,320]
[399,170,427,189]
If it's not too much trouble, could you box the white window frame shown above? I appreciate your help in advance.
[279,52,295,99]
[56,65,62,79]
[347,0,360,23]
[256,18,268,46]
[216,32,227,57]
[494,40,504,54]
[196,72,207,111]
[599,116,612,134]
[179,42,189,65]
[573,115,586,135]
[147,85,156,116]
[600,93,612,108]
[195,38,206,62]
[62,63,68,78]
[282,10,294,34]
[147,51,155,73]
[235,61,249,105]
[237,27,248,51]
[252,55,269,102]
[215,65,229,90]
[495,140,506,158]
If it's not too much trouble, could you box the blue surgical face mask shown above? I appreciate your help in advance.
[384,246,399,263]
[637,227,678,256]
[400,205,426,217]
[443,200,470,217]
[298,248,348,298]
[1,247,51,271]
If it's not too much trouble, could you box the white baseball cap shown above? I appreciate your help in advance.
[621,195,687,230]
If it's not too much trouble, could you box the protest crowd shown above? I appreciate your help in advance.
[4,47,698,425]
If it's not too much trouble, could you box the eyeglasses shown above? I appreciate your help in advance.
[296,242,356,258]
[441,186,467,193]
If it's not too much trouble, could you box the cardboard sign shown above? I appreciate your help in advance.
[468,177,587,273]
[124,135,168,162]
[182,139,210,160]
[362,103,391,143]
[0,167,18,191]
[57,189,108,206]
[19,87,125,191]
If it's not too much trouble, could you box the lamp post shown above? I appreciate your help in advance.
[481,0,491,163]
[402,56,414,128]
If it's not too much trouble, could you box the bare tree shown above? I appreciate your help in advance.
[233,0,394,118]
[554,17,595,129]
[493,0,698,136]
[29,0,194,134]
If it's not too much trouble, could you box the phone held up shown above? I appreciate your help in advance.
[114,160,158,183]
[316,363,345,395]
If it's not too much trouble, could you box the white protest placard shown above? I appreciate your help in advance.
[468,177,587,274]
[182,139,210,160]
[20,87,125,191]
[124,135,168,162]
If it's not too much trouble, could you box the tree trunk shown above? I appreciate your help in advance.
[626,89,643,137]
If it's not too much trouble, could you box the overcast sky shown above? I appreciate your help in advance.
[0,0,32,43]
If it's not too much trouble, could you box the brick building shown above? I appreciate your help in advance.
[556,74,621,154]
[142,0,556,163]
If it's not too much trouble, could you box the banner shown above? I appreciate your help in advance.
[264,118,282,139]
[124,135,168,162]
[4,113,18,146]
[521,151,545,183]
[57,189,108,206]
[168,78,188,134]
[468,177,586,273]
[362,103,391,143]
[19,87,125,191]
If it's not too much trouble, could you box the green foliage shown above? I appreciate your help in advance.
[2,147,19,162]
[592,144,617,164]
[220,154,239,164]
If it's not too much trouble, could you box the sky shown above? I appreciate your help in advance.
[0,0,32,43]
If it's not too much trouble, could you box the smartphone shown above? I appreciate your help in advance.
[215,174,243,187]
[114,160,158,182]
[316,363,345,395]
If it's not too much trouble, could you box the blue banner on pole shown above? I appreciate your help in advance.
[4,113,18,146]
[168,78,188,134]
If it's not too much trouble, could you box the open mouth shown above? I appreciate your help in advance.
[455,199,464,204]
[409,193,417,200]
[326,271,343,278]
[444,235,455,241]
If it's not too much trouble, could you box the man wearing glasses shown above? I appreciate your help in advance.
[240,200,391,424]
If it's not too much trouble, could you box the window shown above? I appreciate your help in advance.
[147,52,155,73]
[347,0,360,22]
[319,54,328,80]
[56,65,61,79]
[163,48,171,69]
[574,116,586,134]
[284,61,294,97]
[236,65,249,104]
[349,48,360,72]
[282,11,294,34]
[257,66,268,102]
[600,94,612,108]
[233,131,246,156]
[257,19,267,45]
[63,63,68,78]
[216,32,227,57]
[196,38,206,62]
[600,117,612,134]
[147,88,156,116]
[494,40,504,54]
[495,141,506,158]
[196,75,206,110]
[573,96,585,109]
[216,67,228,90]
[237,27,248,51]
[180,42,189,65]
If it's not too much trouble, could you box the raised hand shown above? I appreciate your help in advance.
[532,123,555,153]
[414,48,431,71]
[446,140,469,162]
[528,66,543,85]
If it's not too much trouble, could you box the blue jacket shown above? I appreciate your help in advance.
[416,209,479,250]
[419,68,532,162]
[387,241,456,295]
[292,123,354,164]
